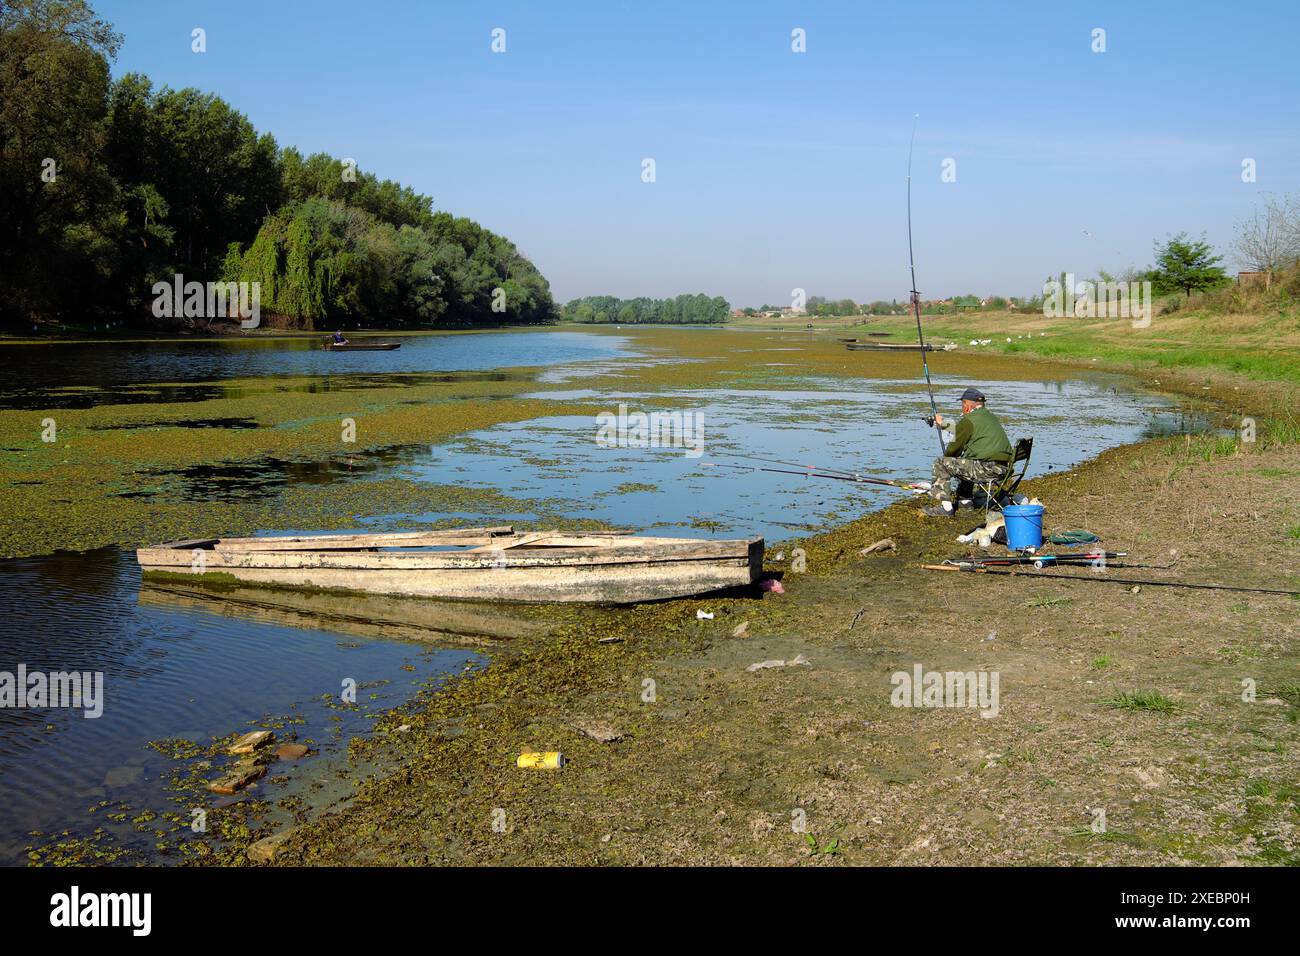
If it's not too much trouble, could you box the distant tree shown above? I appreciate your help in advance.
[1148,233,1229,298]
[1233,193,1300,288]
[559,293,729,325]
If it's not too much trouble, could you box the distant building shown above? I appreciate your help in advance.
[1238,271,1267,286]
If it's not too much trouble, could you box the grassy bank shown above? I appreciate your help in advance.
[728,294,1300,389]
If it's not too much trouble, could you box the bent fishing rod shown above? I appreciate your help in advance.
[907,114,946,457]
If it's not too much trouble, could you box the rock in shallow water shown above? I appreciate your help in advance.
[275,743,310,761]
[229,730,275,755]
[208,764,266,794]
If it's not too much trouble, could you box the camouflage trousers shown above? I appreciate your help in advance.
[928,457,1009,504]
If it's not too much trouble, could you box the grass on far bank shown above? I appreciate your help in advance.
[731,304,1300,386]
[729,265,1300,387]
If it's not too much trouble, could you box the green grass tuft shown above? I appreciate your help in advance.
[1023,594,1072,608]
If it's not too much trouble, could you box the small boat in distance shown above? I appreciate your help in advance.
[323,340,401,351]
[136,526,765,604]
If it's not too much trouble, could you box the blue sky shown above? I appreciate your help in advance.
[100,1,1300,306]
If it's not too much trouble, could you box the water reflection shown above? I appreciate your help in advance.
[0,332,633,409]
[0,549,481,865]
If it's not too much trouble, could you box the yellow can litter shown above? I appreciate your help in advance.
[516,751,566,769]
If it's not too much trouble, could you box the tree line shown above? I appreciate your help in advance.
[560,294,730,324]
[0,0,554,331]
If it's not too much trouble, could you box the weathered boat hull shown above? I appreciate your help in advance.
[136,528,765,604]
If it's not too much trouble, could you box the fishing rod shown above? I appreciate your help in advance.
[923,564,1300,596]
[707,451,919,484]
[907,114,945,457]
[709,451,860,479]
[947,552,1128,569]
[701,461,919,491]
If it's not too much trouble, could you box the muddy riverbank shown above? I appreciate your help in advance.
[6,327,1295,865]
[262,366,1297,866]
[250,347,1294,865]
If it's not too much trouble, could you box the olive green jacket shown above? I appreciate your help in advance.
[944,406,1013,463]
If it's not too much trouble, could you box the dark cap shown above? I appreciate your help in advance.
[960,387,986,402]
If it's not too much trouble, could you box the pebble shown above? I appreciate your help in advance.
[103,766,143,788]
[745,654,809,672]
[573,719,624,744]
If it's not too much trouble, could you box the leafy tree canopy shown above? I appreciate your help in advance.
[0,0,553,329]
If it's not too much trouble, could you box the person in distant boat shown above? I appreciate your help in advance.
[922,387,1013,517]
[332,330,349,346]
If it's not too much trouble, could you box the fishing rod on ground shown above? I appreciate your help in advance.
[946,554,1181,571]
[923,563,1300,596]
[947,552,1128,569]
[906,114,946,457]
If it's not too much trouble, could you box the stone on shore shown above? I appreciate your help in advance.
[247,827,297,863]
[229,730,275,755]
[573,719,624,744]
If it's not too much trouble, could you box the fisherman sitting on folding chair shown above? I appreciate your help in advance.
[922,387,1013,518]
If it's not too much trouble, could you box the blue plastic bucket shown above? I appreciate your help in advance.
[1003,504,1044,550]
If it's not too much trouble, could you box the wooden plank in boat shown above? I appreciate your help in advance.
[212,526,515,551]
[141,537,759,570]
[464,532,552,552]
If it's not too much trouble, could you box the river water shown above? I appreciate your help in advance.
[0,328,1211,864]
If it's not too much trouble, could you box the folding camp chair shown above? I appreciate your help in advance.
[966,437,1034,516]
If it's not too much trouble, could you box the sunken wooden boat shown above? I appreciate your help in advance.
[136,526,765,604]
[323,341,401,351]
